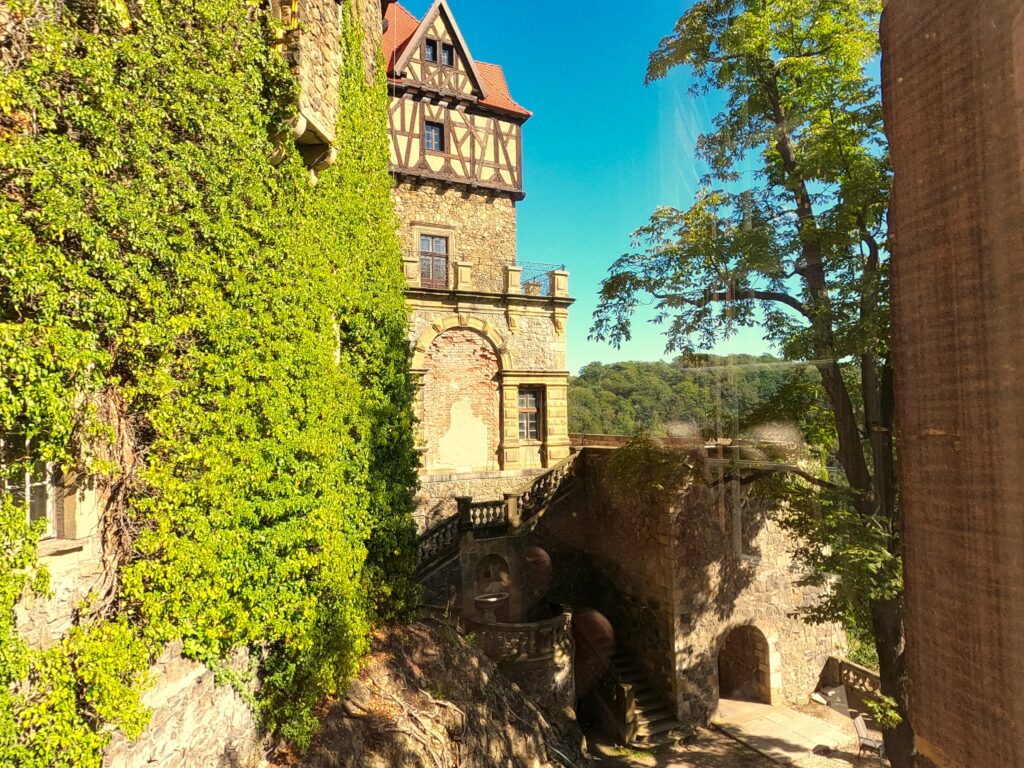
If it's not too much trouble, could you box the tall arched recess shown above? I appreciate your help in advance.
[718,624,773,705]
[411,316,511,475]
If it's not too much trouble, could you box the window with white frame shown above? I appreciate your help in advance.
[518,387,544,442]
[424,120,445,152]
[1,434,58,539]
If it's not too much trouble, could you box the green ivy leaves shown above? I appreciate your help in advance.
[1,0,417,762]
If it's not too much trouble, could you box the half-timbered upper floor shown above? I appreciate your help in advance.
[383,1,531,198]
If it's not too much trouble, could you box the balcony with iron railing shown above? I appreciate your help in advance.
[402,252,569,298]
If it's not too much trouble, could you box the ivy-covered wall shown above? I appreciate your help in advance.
[0,0,417,765]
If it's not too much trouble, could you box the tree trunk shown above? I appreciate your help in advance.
[765,65,914,762]
[871,596,915,768]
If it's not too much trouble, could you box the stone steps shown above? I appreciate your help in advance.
[608,651,691,748]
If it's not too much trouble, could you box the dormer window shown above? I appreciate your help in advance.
[441,43,455,67]
[425,39,438,62]
[424,121,445,152]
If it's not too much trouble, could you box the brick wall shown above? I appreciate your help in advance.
[882,2,1024,765]
[409,306,566,374]
[393,182,517,293]
[421,329,502,473]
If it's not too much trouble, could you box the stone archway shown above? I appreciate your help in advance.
[718,624,772,704]
[419,327,502,472]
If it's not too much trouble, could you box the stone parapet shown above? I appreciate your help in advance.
[465,607,576,711]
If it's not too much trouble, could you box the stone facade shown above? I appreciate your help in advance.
[273,0,385,174]
[392,182,517,293]
[533,447,844,729]
[883,2,1024,766]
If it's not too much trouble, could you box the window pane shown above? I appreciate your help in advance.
[420,255,432,279]
[433,257,447,284]
[433,237,447,254]
[425,123,443,152]
[425,40,437,61]
[28,479,48,526]
[420,235,432,252]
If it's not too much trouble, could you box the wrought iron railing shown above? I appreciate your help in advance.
[516,261,565,297]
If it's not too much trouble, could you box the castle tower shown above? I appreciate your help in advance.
[383,1,573,527]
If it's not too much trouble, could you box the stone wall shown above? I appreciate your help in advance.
[355,0,383,83]
[534,447,843,728]
[393,181,517,293]
[882,2,1024,766]
[672,462,843,723]
[415,469,542,532]
[16,538,105,649]
[421,328,502,473]
[103,643,262,768]
[296,0,343,142]
[534,449,686,708]
[408,303,566,374]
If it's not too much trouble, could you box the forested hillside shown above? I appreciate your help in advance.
[569,355,820,439]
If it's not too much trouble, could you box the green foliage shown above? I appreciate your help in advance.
[866,693,903,731]
[0,0,417,763]
[845,622,880,670]
[569,353,820,439]
[591,2,911,755]
[591,0,894,628]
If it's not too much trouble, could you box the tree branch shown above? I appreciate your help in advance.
[653,287,811,318]
[718,465,855,496]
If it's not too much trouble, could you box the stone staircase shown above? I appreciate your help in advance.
[608,649,691,747]
[415,452,579,580]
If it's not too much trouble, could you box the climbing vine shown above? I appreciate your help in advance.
[0,0,417,763]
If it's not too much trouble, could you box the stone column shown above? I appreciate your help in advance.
[500,382,521,470]
[544,383,571,466]
[883,2,1024,766]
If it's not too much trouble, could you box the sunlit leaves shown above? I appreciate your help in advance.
[1,1,416,761]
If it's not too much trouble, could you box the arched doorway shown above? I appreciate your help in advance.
[718,625,772,704]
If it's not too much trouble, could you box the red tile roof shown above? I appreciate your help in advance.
[382,3,531,120]
[476,61,531,119]
[383,3,419,71]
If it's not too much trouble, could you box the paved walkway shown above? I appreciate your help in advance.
[591,728,775,767]
[712,699,862,766]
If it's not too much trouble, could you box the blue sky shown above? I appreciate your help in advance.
[401,0,774,374]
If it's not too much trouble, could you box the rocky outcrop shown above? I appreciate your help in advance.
[103,643,262,768]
